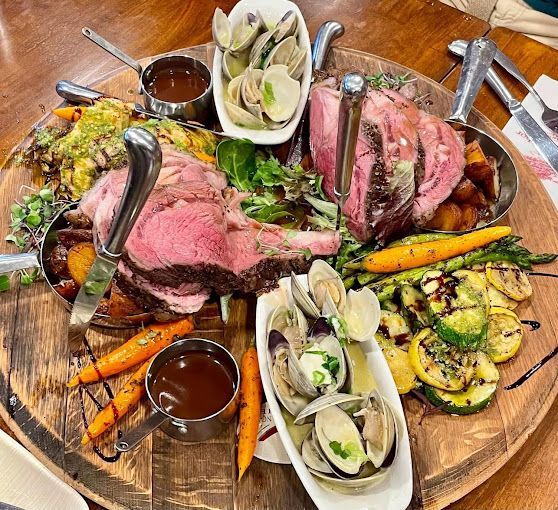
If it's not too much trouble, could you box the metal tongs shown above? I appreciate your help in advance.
[334,73,367,234]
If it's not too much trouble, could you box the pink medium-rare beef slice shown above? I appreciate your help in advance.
[382,89,466,224]
[310,86,417,244]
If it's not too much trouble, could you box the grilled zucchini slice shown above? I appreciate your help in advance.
[421,269,489,350]
[486,261,532,301]
[400,285,430,331]
[376,334,417,394]
[486,306,523,363]
[473,264,519,309]
[381,299,400,313]
[408,328,476,391]
[379,310,412,347]
[424,353,499,414]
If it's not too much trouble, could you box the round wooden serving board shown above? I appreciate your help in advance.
[0,43,557,510]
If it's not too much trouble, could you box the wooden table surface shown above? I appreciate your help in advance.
[0,1,556,509]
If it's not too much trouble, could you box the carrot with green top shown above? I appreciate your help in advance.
[362,226,512,273]
[237,345,262,481]
[81,356,153,445]
[67,317,194,387]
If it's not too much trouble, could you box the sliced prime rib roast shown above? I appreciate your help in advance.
[381,89,466,224]
[79,147,340,314]
[310,86,418,244]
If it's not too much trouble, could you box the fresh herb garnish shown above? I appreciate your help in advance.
[312,370,326,386]
[0,275,10,293]
[262,81,276,105]
[322,354,340,376]
[83,280,108,296]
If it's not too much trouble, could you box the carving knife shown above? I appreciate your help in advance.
[285,21,345,166]
[449,40,558,174]
[55,80,228,138]
[67,127,161,350]
[333,72,367,239]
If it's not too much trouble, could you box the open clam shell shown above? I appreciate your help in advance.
[309,260,347,314]
[212,7,232,51]
[249,28,278,67]
[291,272,320,319]
[267,329,310,416]
[226,75,243,106]
[314,405,368,477]
[259,65,300,123]
[267,304,308,353]
[344,287,381,342]
[262,35,297,69]
[294,393,364,425]
[287,46,307,80]
[241,66,265,118]
[301,429,333,474]
[274,10,298,42]
[230,11,263,53]
[222,50,249,80]
[224,101,267,129]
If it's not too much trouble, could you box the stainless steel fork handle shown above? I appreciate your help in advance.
[312,21,345,71]
[449,38,497,123]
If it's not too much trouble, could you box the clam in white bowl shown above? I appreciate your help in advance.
[212,0,312,145]
[255,274,413,510]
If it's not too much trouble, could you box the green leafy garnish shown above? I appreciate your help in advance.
[83,280,108,296]
[215,138,256,191]
[312,370,326,386]
[262,81,276,105]
[322,354,340,376]
[0,275,10,293]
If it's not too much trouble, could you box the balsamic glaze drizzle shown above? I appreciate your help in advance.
[521,320,541,331]
[527,272,558,279]
[505,346,558,390]
[76,337,122,463]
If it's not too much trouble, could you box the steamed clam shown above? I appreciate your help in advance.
[212,7,308,130]
[296,391,399,490]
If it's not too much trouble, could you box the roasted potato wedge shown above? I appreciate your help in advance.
[425,201,463,231]
[450,177,478,203]
[484,156,501,200]
[57,228,94,248]
[459,204,479,230]
[67,242,96,286]
[108,284,144,317]
[53,279,79,301]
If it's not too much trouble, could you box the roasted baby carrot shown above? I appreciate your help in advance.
[362,226,512,273]
[237,345,263,481]
[67,317,194,387]
[53,106,85,122]
[81,356,153,445]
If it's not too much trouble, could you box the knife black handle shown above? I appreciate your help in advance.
[102,128,162,257]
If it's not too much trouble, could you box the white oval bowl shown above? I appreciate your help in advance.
[256,275,413,510]
[212,0,312,145]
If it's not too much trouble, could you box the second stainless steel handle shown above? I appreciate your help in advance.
[115,412,169,452]
[449,37,497,123]
[312,21,345,71]
[56,80,105,105]
[334,72,367,203]
[82,27,143,76]
[102,128,161,257]
[0,253,40,274]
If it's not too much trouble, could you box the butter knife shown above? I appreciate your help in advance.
[334,72,367,234]
[67,127,161,349]
[55,80,227,137]
[449,40,558,173]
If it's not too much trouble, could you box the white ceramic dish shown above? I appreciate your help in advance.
[212,0,312,145]
[0,429,88,510]
[256,275,413,510]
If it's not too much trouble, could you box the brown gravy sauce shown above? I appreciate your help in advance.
[145,63,208,103]
[151,351,234,420]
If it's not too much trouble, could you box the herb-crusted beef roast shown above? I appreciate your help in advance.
[78,147,340,314]
[310,86,417,244]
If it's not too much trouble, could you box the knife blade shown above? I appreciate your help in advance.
[333,73,367,237]
[285,21,345,166]
[448,40,558,173]
[68,127,162,350]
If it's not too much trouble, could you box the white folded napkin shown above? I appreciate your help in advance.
[502,74,558,206]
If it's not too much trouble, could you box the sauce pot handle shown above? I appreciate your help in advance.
[115,411,169,452]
